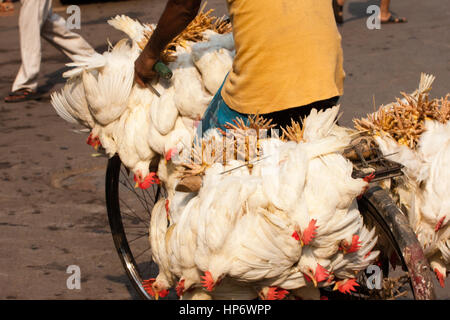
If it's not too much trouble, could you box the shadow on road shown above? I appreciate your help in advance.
[104,274,141,300]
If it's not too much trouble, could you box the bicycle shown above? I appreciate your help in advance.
[104,135,436,300]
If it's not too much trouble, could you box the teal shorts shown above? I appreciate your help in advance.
[196,76,340,138]
[197,76,250,137]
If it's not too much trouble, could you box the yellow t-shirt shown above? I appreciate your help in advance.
[221,0,345,114]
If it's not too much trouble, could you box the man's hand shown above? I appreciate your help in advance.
[133,0,201,87]
[134,50,158,87]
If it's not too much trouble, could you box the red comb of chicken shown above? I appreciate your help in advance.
[86,133,101,149]
[142,278,156,296]
[348,235,362,253]
[292,230,300,241]
[334,278,359,294]
[176,279,185,297]
[165,148,178,161]
[142,278,169,298]
[434,269,446,288]
[158,289,169,298]
[165,199,170,211]
[200,271,215,292]
[358,173,376,199]
[276,289,289,300]
[435,216,445,232]
[363,172,376,183]
[315,264,329,283]
[304,274,312,283]
[264,287,289,300]
[135,172,161,189]
[301,219,318,246]
[341,235,362,254]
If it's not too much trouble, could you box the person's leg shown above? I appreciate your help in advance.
[380,0,391,20]
[41,9,96,61]
[10,0,51,93]
[380,0,407,23]
[0,0,14,13]
[332,0,345,24]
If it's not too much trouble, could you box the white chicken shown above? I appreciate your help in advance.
[149,82,179,136]
[415,120,450,287]
[191,39,234,95]
[51,14,235,191]
[148,107,379,299]
[113,84,159,188]
[81,39,136,126]
[170,48,212,119]
[375,119,450,287]
[50,75,103,150]
[107,14,154,48]
[50,15,383,299]
[51,76,95,129]
[147,198,176,299]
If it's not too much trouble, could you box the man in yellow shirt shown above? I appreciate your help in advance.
[135,0,345,133]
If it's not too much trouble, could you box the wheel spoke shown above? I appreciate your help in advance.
[119,175,149,206]
[140,188,152,216]
[134,247,151,260]
[119,199,149,228]
[128,232,149,244]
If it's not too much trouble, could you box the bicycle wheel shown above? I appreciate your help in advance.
[323,186,436,300]
[105,155,166,300]
[106,154,436,300]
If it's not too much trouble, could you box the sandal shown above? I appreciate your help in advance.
[381,14,407,24]
[332,0,344,24]
[4,89,41,103]
[0,2,14,14]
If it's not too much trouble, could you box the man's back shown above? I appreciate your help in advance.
[221,0,345,114]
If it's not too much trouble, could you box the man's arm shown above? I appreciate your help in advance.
[134,0,202,86]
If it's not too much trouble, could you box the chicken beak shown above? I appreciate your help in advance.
[154,292,159,300]
[312,277,318,287]
[333,283,339,291]
[134,181,139,188]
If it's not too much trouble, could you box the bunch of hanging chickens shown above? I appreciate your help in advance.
[354,74,450,288]
[51,8,426,300]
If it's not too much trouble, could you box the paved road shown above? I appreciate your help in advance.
[0,0,448,299]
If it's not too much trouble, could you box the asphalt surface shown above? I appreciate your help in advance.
[0,0,449,299]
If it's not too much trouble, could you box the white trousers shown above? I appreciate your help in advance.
[12,0,95,92]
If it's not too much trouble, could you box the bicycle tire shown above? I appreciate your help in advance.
[106,155,436,300]
[357,186,436,300]
[106,155,165,300]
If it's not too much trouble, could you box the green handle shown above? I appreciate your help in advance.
[153,61,173,80]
